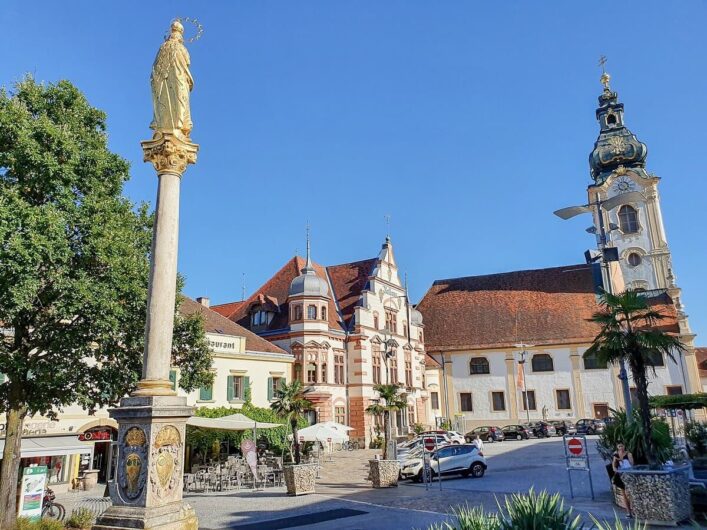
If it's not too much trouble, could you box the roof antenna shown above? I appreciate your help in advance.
[241,273,246,302]
[384,214,391,242]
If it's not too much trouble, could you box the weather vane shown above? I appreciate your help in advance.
[170,17,204,43]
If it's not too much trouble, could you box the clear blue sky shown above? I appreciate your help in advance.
[2,2,706,340]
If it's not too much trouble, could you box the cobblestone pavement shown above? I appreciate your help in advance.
[56,438,704,528]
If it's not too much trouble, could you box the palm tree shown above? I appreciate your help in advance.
[585,290,686,468]
[270,380,313,464]
[366,383,408,459]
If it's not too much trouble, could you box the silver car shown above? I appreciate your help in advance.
[401,444,487,482]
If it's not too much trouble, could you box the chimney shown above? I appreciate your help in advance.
[196,296,210,308]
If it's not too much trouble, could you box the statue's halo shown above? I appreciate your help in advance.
[172,17,204,43]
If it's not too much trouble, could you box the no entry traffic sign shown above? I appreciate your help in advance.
[567,437,583,456]
[424,437,436,452]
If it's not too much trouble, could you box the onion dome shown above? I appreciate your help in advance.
[288,231,329,298]
[588,73,647,183]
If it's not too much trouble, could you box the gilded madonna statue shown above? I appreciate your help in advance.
[150,20,193,139]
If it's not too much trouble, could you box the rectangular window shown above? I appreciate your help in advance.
[583,351,607,370]
[405,359,412,387]
[268,376,283,400]
[385,310,397,334]
[408,406,415,428]
[666,385,683,396]
[521,390,536,411]
[320,363,327,384]
[460,393,473,412]
[335,406,345,424]
[390,357,398,384]
[199,384,213,401]
[334,354,344,385]
[556,389,571,410]
[306,363,317,384]
[491,391,506,411]
[646,351,665,367]
[228,375,246,401]
[431,391,440,410]
[372,353,381,385]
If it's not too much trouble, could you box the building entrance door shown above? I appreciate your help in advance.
[593,403,609,420]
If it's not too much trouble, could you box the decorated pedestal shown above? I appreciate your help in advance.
[93,396,197,530]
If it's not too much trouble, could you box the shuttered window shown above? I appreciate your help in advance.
[199,384,213,401]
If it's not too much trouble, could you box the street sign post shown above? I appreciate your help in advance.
[563,435,594,499]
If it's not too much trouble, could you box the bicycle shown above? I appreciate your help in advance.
[41,488,66,521]
[342,440,360,451]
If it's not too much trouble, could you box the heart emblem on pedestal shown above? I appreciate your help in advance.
[155,451,174,489]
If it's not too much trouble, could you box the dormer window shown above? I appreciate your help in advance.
[251,309,272,327]
[293,305,302,321]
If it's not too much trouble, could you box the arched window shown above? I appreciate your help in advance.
[618,205,639,234]
[627,252,642,267]
[293,305,302,321]
[307,305,317,320]
[321,306,327,321]
[469,357,490,375]
[532,354,554,372]
[583,351,607,370]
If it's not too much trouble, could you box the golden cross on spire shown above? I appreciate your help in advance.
[598,55,611,91]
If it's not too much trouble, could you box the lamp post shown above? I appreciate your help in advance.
[516,348,532,425]
[554,190,644,419]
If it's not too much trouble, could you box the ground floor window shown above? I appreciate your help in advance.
[520,390,536,411]
[21,455,68,485]
[431,391,439,410]
[556,389,571,410]
[407,406,415,428]
[335,406,345,424]
[460,393,473,412]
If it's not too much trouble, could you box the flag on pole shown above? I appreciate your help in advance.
[516,363,525,390]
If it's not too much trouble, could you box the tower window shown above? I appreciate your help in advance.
[307,305,317,320]
[618,205,639,234]
[321,306,327,321]
[627,252,642,267]
[293,305,302,321]
[607,113,617,125]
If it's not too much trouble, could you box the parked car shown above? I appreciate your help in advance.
[401,444,487,482]
[397,434,450,462]
[551,421,577,436]
[501,424,531,440]
[421,430,464,444]
[465,426,505,443]
[575,418,606,435]
[530,422,557,438]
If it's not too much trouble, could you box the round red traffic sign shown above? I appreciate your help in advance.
[424,437,436,452]
[567,438,583,456]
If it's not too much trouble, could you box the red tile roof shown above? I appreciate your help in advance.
[417,264,680,352]
[179,297,288,355]
[696,347,707,379]
[211,301,246,319]
[327,259,377,329]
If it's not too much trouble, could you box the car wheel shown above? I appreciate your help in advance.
[413,470,423,483]
[516,434,522,441]
[470,463,485,478]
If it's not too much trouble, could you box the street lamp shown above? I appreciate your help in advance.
[514,344,533,425]
[554,190,644,418]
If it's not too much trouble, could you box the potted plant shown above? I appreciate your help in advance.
[586,290,691,524]
[365,383,408,487]
[270,380,317,495]
[65,508,95,530]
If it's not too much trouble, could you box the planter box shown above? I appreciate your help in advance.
[620,465,692,526]
[283,463,317,496]
[369,459,399,488]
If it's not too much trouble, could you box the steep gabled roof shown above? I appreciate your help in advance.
[180,297,288,355]
[327,258,377,330]
[418,264,680,352]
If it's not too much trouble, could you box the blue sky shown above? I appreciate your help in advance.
[2,2,706,339]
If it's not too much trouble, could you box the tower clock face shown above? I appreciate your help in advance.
[613,176,634,193]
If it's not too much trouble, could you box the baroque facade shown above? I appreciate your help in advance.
[418,75,701,430]
[213,237,428,445]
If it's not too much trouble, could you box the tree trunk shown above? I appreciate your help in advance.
[292,418,300,465]
[383,410,390,460]
[0,403,28,529]
[632,362,657,468]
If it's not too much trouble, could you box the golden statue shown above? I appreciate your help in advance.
[150,20,193,139]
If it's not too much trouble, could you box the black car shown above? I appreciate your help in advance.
[551,421,577,436]
[502,424,531,440]
[575,418,606,435]
[530,422,557,438]
[465,426,505,443]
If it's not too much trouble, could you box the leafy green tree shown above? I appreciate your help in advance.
[0,78,212,526]
[366,383,408,459]
[270,380,312,464]
[585,290,686,468]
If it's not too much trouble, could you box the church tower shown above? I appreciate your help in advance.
[587,68,698,390]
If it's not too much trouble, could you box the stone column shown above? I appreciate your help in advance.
[94,132,199,530]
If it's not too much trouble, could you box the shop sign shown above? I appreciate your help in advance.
[18,466,47,521]
[0,421,60,437]
[79,428,113,442]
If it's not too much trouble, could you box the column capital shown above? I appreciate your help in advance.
[141,132,199,176]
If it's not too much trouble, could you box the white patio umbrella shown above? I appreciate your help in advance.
[296,423,348,442]
[319,421,354,432]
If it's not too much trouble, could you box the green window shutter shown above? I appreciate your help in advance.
[244,376,251,401]
[199,385,212,401]
[267,377,273,401]
[227,376,234,401]
[169,370,177,390]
